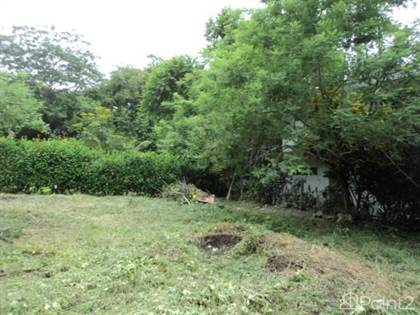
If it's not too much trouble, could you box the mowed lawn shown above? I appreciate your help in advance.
[0,194,419,314]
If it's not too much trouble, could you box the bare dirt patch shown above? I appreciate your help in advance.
[200,233,242,254]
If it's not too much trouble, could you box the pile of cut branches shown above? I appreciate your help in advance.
[161,181,215,204]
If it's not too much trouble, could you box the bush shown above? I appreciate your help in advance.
[87,151,179,195]
[244,161,289,205]
[347,146,420,226]
[0,138,179,195]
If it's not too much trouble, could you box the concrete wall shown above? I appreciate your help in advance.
[290,164,330,199]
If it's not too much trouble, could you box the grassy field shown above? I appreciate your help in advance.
[0,194,419,314]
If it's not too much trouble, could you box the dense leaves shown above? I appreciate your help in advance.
[1,0,419,225]
[0,26,101,91]
[0,72,47,137]
[0,26,103,135]
[88,66,148,136]
[0,138,178,195]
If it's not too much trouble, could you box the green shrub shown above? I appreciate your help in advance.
[87,151,179,195]
[23,139,96,193]
[0,138,26,192]
[0,138,179,195]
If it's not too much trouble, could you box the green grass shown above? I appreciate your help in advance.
[0,194,419,314]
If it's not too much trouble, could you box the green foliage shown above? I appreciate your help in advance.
[155,95,208,165]
[133,55,201,146]
[1,0,420,224]
[0,26,101,91]
[88,66,148,136]
[161,0,419,223]
[72,104,136,151]
[87,151,178,196]
[246,160,289,205]
[0,138,97,193]
[97,67,147,111]
[39,186,52,195]
[231,226,264,257]
[0,139,178,195]
[0,72,48,137]
[205,8,243,47]
[140,56,199,121]
[39,91,96,135]
[0,26,102,135]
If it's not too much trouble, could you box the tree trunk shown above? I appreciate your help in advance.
[239,176,245,200]
[226,172,236,201]
[338,171,352,213]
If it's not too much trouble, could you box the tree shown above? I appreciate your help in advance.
[136,55,200,143]
[88,66,148,136]
[140,55,199,120]
[72,104,135,152]
[228,0,420,221]
[0,26,102,134]
[168,0,420,218]
[155,94,207,164]
[0,72,48,137]
[0,26,101,91]
[205,8,243,47]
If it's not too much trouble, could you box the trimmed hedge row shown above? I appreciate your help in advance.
[0,138,179,195]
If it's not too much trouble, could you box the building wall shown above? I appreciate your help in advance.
[304,164,329,193]
[290,164,330,199]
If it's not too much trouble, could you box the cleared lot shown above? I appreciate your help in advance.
[0,194,419,314]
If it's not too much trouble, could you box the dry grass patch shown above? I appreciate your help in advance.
[260,232,396,302]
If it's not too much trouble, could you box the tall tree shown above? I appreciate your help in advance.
[0,26,101,91]
[172,0,420,214]
[205,8,243,47]
[136,55,200,142]
[141,55,199,120]
[0,26,102,134]
[88,66,148,136]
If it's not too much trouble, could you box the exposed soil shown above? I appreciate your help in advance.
[266,255,303,272]
[200,233,242,254]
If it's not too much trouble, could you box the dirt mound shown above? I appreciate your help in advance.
[200,234,242,254]
[260,232,395,301]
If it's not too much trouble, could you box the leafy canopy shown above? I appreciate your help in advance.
[0,72,48,137]
[0,26,101,91]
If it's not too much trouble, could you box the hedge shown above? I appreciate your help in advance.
[0,138,179,195]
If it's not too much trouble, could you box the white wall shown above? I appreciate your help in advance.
[291,164,330,199]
